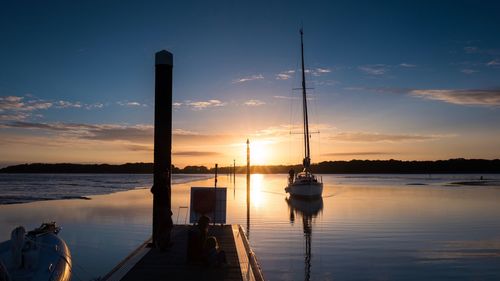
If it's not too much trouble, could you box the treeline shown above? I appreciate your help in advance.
[220,159,500,174]
[1,159,499,174]
[0,163,220,174]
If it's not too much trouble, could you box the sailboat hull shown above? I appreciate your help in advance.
[285,182,323,199]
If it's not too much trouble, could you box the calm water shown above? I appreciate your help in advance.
[1,173,500,280]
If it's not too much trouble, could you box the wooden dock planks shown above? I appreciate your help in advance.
[103,225,261,281]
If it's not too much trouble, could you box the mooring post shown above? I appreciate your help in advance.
[151,50,173,249]
[246,139,250,239]
[214,163,218,225]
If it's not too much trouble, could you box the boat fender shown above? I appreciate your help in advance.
[0,260,11,281]
[10,226,25,269]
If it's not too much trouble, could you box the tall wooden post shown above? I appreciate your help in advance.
[246,139,250,239]
[151,50,173,249]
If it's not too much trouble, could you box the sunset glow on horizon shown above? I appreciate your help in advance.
[1,1,499,168]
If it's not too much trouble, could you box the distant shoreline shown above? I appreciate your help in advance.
[1,159,499,174]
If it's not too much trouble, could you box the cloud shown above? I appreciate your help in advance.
[487,59,500,66]
[276,73,292,80]
[322,152,393,156]
[0,96,52,112]
[54,100,82,109]
[358,65,388,75]
[333,132,444,142]
[186,99,226,110]
[349,87,500,107]
[0,95,105,119]
[276,68,331,80]
[123,144,153,151]
[173,128,199,136]
[173,151,222,156]
[85,103,104,110]
[3,121,153,142]
[244,99,265,106]
[0,112,29,121]
[409,89,500,106]
[0,121,232,147]
[460,69,478,74]
[117,101,147,107]
[311,67,331,76]
[344,86,410,94]
[273,94,315,100]
[273,95,295,100]
[232,74,264,83]
[400,63,416,68]
[275,70,295,80]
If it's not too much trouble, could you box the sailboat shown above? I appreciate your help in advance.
[285,29,323,199]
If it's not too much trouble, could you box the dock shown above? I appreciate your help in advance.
[103,224,264,281]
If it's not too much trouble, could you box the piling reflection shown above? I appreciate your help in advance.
[286,196,323,281]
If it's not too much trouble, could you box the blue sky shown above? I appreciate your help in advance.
[1,0,499,166]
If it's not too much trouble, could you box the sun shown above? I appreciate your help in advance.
[250,140,272,165]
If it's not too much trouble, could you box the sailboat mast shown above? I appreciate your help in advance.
[300,28,311,168]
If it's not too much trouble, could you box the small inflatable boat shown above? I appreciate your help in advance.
[0,222,71,281]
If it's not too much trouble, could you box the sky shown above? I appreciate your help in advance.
[1,0,499,168]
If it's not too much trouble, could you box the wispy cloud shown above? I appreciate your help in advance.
[322,151,393,156]
[400,63,416,68]
[0,95,105,118]
[173,151,222,156]
[344,86,410,94]
[333,132,447,142]
[0,112,30,121]
[2,121,154,142]
[54,100,82,109]
[487,59,500,66]
[276,73,292,80]
[244,99,265,106]
[358,64,388,75]
[276,70,295,80]
[0,96,52,112]
[273,95,294,99]
[232,74,264,83]
[350,87,500,107]
[186,99,226,110]
[122,144,153,152]
[276,67,331,80]
[273,94,316,100]
[173,128,199,136]
[409,89,500,106]
[311,67,331,76]
[460,69,479,74]
[117,101,147,107]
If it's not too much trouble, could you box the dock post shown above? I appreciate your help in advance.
[151,50,174,249]
[246,139,250,239]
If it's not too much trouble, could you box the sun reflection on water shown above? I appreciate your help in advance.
[250,174,266,208]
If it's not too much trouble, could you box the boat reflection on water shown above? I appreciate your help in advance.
[286,196,323,281]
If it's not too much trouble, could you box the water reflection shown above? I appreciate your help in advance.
[1,174,500,280]
[287,196,324,281]
[250,174,266,208]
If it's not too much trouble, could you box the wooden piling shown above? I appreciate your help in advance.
[151,50,174,248]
